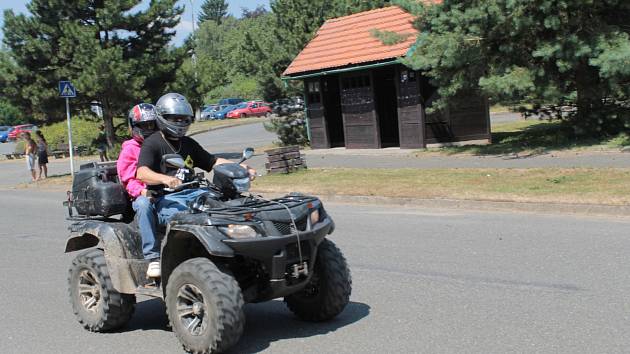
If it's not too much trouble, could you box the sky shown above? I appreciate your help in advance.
[0,0,269,47]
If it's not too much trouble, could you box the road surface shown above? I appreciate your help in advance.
[1,188,629,353]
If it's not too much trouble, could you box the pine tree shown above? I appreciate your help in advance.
[396,0,630,136]
[198,0,228,25]
[2,0,184,146]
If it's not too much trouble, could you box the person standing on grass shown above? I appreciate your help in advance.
[95,124,109,162]
[35,130,48,179]
[22,132,38,182]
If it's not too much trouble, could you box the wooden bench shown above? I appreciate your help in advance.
[52,144,89,158]
[265,146,306,174]
[4,153,24,160]
[52,143,70,159]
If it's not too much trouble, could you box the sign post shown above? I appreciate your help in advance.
[59,81,77,176]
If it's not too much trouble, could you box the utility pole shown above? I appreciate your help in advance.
[189,0,200,120]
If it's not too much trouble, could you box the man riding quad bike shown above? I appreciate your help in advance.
[63,100,352,353]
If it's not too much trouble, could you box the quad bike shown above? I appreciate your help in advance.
[63,148,352,353]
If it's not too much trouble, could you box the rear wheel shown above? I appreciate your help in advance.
[285,239,352,321]
[68,249,136,332]
[166,258,245,354]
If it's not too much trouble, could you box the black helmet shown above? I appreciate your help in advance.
[128,103,158,142]
[155,93,194,138]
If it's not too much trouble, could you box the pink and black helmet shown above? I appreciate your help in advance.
[128,103,158,142]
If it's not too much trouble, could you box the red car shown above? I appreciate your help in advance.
[8,124,38,141]
[226,101,272,119]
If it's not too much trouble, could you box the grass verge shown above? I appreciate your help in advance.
[188,117,268,135]
[421,120,630,156]
[254,168,630,205]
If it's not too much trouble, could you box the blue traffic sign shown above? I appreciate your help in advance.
[59,81,76,98]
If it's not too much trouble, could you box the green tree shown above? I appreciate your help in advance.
[2,0,183,146]
[198,0,228,25]
[271,0,388,55]
[0,100,25,126]
[241,5,268,19]
[397,0,630,136]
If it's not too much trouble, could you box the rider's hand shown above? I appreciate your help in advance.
[241,164,257,181]
[140,189,155,202]
[162,176,182,189]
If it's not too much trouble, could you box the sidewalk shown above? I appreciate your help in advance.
[303,149,630,168]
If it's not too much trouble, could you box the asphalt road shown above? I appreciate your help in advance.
[1,188,630,353]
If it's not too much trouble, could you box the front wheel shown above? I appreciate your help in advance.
[285,239,352,321]
[68,249,136,332]
[166,258,245,354]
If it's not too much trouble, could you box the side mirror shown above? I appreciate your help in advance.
[240,147,254,163]
[162,154,185,169]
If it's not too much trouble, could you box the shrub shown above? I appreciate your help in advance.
[39,116,129,155]
[263,112,309,146]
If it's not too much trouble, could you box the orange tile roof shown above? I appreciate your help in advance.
[283,6,419,76]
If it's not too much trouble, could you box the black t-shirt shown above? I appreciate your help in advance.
[138,132,217,183]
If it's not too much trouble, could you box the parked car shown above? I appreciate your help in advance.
[272,98,304,116]
[0,126,14,143]
[200,105,220,120]
[8,124,38,141]
[212,105,239,120]
[226,101,272,119]
[219,98,245,106]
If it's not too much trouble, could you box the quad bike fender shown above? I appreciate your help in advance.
[166,224,235,258]
[65,221,146,294]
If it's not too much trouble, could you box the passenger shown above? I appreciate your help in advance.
[136,93,256,277]
[116,103,160,278]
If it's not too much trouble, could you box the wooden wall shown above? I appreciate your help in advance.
[447,91,490,142]
[303,66,490,149]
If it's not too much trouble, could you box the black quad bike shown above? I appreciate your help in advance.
[63,148,352,353]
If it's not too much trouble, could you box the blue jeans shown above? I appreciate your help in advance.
[132,196,158,260]
[154,189,208,226]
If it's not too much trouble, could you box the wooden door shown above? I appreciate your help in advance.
[340,71,380,149]
[396,67,425,148]
[305,78,329,149]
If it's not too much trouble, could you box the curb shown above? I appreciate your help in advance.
[251,191,630,218]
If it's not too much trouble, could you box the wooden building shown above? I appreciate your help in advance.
[282,6,491,149]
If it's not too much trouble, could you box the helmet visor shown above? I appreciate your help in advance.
[135,121,157,131]
[164,114,192,124]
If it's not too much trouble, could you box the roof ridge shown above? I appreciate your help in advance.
[324,5,402,25]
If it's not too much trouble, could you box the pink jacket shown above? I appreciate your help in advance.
[117,139,146,199]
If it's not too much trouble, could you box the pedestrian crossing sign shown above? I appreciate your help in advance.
[59,81,76,98]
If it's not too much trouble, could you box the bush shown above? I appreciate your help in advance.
[263,112,309,147]
[38,116,129,156]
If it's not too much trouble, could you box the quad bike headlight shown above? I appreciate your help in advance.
[219,224,259,239]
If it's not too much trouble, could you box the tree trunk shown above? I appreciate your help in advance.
[574,61,603,134]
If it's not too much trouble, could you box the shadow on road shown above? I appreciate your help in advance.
[228,300,371,353]
[124,298,170,332]
[120,298,370,352]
